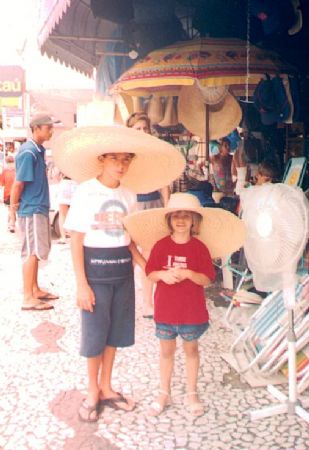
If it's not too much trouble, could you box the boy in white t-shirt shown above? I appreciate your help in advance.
[53,126,185,423]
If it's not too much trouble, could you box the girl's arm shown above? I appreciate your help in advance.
[128,241,147,270]
[70,231,96,312]
[160,185,170,207]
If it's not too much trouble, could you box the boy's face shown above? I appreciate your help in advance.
[99,153,134,182]
[34,124,54,142]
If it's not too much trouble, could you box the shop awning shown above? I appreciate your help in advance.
[37,0,119,76]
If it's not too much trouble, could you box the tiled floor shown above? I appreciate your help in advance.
[0,204,308,450]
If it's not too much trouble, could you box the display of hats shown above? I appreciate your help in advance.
[53,126,186,193]
[158,96,179,127]
[147,95,164,124]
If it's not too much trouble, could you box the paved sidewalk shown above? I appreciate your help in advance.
[0,204,308,450]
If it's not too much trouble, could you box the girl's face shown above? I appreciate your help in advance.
[98,153,134,185]
[132,119,150,134]
[170,211,193,235]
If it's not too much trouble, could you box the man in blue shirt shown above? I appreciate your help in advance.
[10,114,60,311]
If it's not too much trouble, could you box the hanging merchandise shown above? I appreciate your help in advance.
[158,97,178,128]
[147,95,164,124]
[253,75,291,125]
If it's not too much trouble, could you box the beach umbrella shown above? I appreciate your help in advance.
[111,37,295,163]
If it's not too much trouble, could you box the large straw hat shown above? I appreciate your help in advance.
[147,95,164,124]
[178,83,242,140]
[196,81,229,105]
[53,126,185,193]
[123,192,245,258]
[158,96,179,127]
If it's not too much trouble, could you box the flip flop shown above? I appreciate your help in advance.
[78,399,100,423]
[21,302,54,311]
[37,293,59,301]
[99,392,135,411]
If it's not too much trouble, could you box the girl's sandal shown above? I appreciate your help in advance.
[185,391,205,417]
[148,390,171,417]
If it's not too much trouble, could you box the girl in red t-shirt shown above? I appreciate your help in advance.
[145,196,216,417]
[124,192,245,418]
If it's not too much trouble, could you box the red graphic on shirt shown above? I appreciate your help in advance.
[165,254,188,269]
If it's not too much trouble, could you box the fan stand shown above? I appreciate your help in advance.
[249,287,309,423]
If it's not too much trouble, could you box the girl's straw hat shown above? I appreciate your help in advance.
[123,192,245,258]
[53,126,185,193]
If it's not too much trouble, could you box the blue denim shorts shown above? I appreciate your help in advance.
[155,322,209,342]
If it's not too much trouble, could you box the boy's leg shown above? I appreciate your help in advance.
[22,256,39,304]
[98,345,135,411]
[99,345,116,396]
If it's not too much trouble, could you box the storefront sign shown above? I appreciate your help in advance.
[0,66,25,97]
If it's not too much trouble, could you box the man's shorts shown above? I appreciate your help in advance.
[155,322,209,342]
[80,276,135,357]
[18,214,51,261]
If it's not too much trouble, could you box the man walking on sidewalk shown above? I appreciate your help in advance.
[10,114,60,311]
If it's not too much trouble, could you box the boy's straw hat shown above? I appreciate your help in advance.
[123,192,245,258]
[53,126,185,193]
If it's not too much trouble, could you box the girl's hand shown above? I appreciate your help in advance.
[160,269,181,285]
[172,268,191,281]
[76,283,96,312]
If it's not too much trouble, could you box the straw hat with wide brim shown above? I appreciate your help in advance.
[53,126,186,193]
[178,83,242,140]
[123,193,246,258]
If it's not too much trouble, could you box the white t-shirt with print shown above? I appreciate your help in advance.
[64,178,137,248]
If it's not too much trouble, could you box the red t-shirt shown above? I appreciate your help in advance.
[0,167,15,202]
[145,236,216,325]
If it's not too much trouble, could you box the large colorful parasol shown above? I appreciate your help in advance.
[111,37,295,165]
[111,37,296,98]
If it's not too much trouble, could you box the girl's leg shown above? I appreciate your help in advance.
[149,339,176,415]
[58,204,70,241]
[183,339,204,412]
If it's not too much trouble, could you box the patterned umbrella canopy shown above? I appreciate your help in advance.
[110,37,296,98]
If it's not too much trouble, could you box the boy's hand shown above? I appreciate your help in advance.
[76,283,96,312]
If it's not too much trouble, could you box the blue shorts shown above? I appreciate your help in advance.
[155,323,209,342]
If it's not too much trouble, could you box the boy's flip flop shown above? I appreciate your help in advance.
[21,302,54,311]
[78,399,100,423]
[37,293,59,301]
[100,392,135,411]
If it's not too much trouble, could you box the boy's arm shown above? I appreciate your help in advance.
[128,241,147,270]
[70,231,96,312]
[10,180,24,211]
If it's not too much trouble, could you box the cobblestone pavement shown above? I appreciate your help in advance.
[0,204,308,450]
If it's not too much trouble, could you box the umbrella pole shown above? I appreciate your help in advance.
[204,103,210,180]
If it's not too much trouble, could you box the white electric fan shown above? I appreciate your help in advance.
[240,183,309,423]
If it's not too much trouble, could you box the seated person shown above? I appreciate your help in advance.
[187,179,216,207]
[254,160,279,185]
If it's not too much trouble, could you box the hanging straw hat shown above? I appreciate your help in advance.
[196,80,229,105]
[53,126,185,193]
[123,192,245,258]
[158,96,179,127]
[178,83,242,140]
[147,95,164,124]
